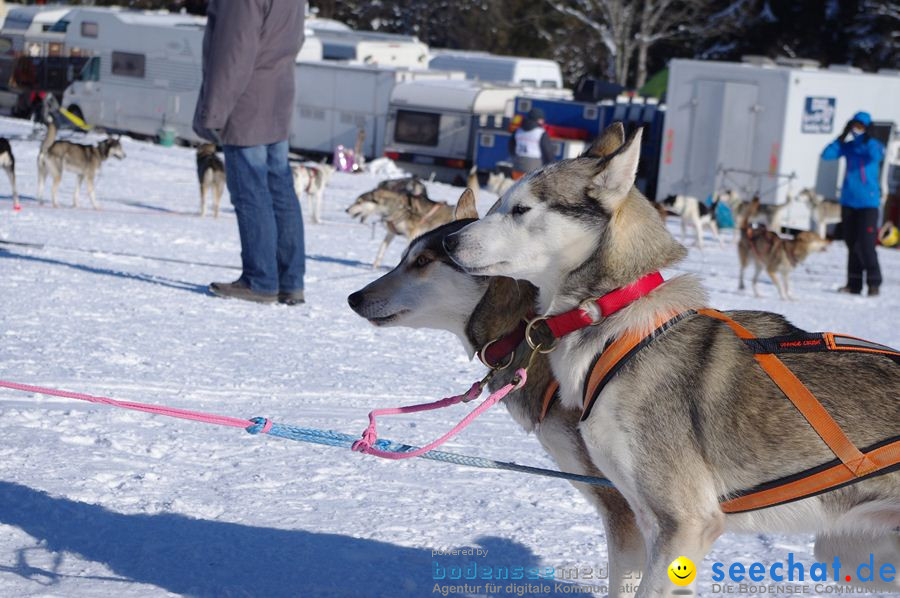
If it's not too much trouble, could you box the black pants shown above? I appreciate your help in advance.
[841,206,881,292]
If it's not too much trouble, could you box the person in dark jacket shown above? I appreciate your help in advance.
[508,107,554,177]
[194,0,306,305]
[821,111,885,296]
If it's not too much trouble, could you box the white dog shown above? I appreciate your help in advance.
[292,163,334,224]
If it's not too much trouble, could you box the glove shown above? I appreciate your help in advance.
[839,121,853,142]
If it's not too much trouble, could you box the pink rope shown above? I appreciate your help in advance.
[351,368,527,460]
[0,380,254,430]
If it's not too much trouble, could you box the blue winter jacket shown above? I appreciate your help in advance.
[821,135,885,209]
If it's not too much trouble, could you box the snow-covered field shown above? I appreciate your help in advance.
[0,116,897,598]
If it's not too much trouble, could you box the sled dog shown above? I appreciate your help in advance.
[0,138,18,210]
[738,226,829,300]
[292,162,334,224]
[37,120,126,209]
[196,143,225,218]
[486,170,515,197]
[660,193,723,249]
[346,178,454,268]
[348,187,645,598]
[444,122,900,596]
[798,188,842,239]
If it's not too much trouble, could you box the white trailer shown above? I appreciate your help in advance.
[308,26,428,69]
[61,8,207,143]
[429,50,563,89]
[383,79,524,182]
[289,61,463,158]
[658,58,900,229]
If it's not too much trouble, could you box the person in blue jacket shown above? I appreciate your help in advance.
[821,111,884,296]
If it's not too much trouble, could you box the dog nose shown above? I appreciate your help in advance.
[443,234,459,253]
[347,291,364,309]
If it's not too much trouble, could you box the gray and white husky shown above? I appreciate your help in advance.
[348,187,645,598]
[444,122,899,597]
[37,121,126,209]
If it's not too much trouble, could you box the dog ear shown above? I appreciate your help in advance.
[591,127,642,211]
[454,187,479,221]
[582,122,625,158]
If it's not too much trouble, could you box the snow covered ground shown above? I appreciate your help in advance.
[0,115,897,598]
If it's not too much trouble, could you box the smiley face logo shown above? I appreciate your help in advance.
[668,556,696,585]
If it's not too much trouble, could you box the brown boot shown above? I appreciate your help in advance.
[209,279,277,304]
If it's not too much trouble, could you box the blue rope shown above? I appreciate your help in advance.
[246,417,616,489]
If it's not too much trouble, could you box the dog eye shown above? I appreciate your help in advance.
[414,255,432,268]
[511,205,531,216]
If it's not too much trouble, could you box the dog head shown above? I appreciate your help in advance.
[102,137,126,160]
[486,171,508,195]
[444,123,685,302]
[792,231,830,259]
[347,189,496,341]
[197,143,217,158]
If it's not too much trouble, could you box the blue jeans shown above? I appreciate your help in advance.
[223,141,305,294]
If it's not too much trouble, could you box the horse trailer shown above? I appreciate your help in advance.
[658,58,900,229]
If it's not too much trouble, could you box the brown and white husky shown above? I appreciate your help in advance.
[444,122,899,597]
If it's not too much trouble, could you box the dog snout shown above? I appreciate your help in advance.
[443,233,460,253]
[347,291,364,310]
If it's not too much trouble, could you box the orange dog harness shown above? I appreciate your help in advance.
[579,308,900,513]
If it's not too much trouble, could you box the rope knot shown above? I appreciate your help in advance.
[351,428,378,453]
[245,417,273,435]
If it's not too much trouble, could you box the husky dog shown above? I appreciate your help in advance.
[486,170,515,197]
[292,162,334,224]
[37,121,126,209]
[346,178,454,268]
[348,188,645,597]
[798,188,842,239]
[0,138,18,210]
[445,122,899,596]
[738,226,829,300]
[730,193,796,236]
[660,193,723,249]
[196,143,225,218]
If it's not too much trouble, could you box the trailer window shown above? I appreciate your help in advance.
[81,22,98,38]
[394,110,440,147]
[540,80,558,88]
[112,51,145,78]
[520,79,536,87]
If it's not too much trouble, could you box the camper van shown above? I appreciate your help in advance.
[60,8,207,143]
[429,51,563,89]
[658,58,900,230]
[290,61,462,159]
[308,26,428,69]
[382,79,524,181]
[0,5,80,116]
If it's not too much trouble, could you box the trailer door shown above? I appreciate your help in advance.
[686,80,758,199]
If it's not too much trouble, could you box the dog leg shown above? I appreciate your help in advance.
[738,247,748,291]
[7,166,17,209]
[814,533,900,592]
[781,271,794,301]
[636,512,723,597]
[86,176,99,210]
[767,267,786,300]
[694,218,704,250]
[213,185,222,218]
[72,174,83,208]
[199,184,206,217]
[604,508,646,598]
[50,173,61,208]
[314,189,324,224]
[752,263,763,297]
[373,231,394,269]
[680,217,688,244]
